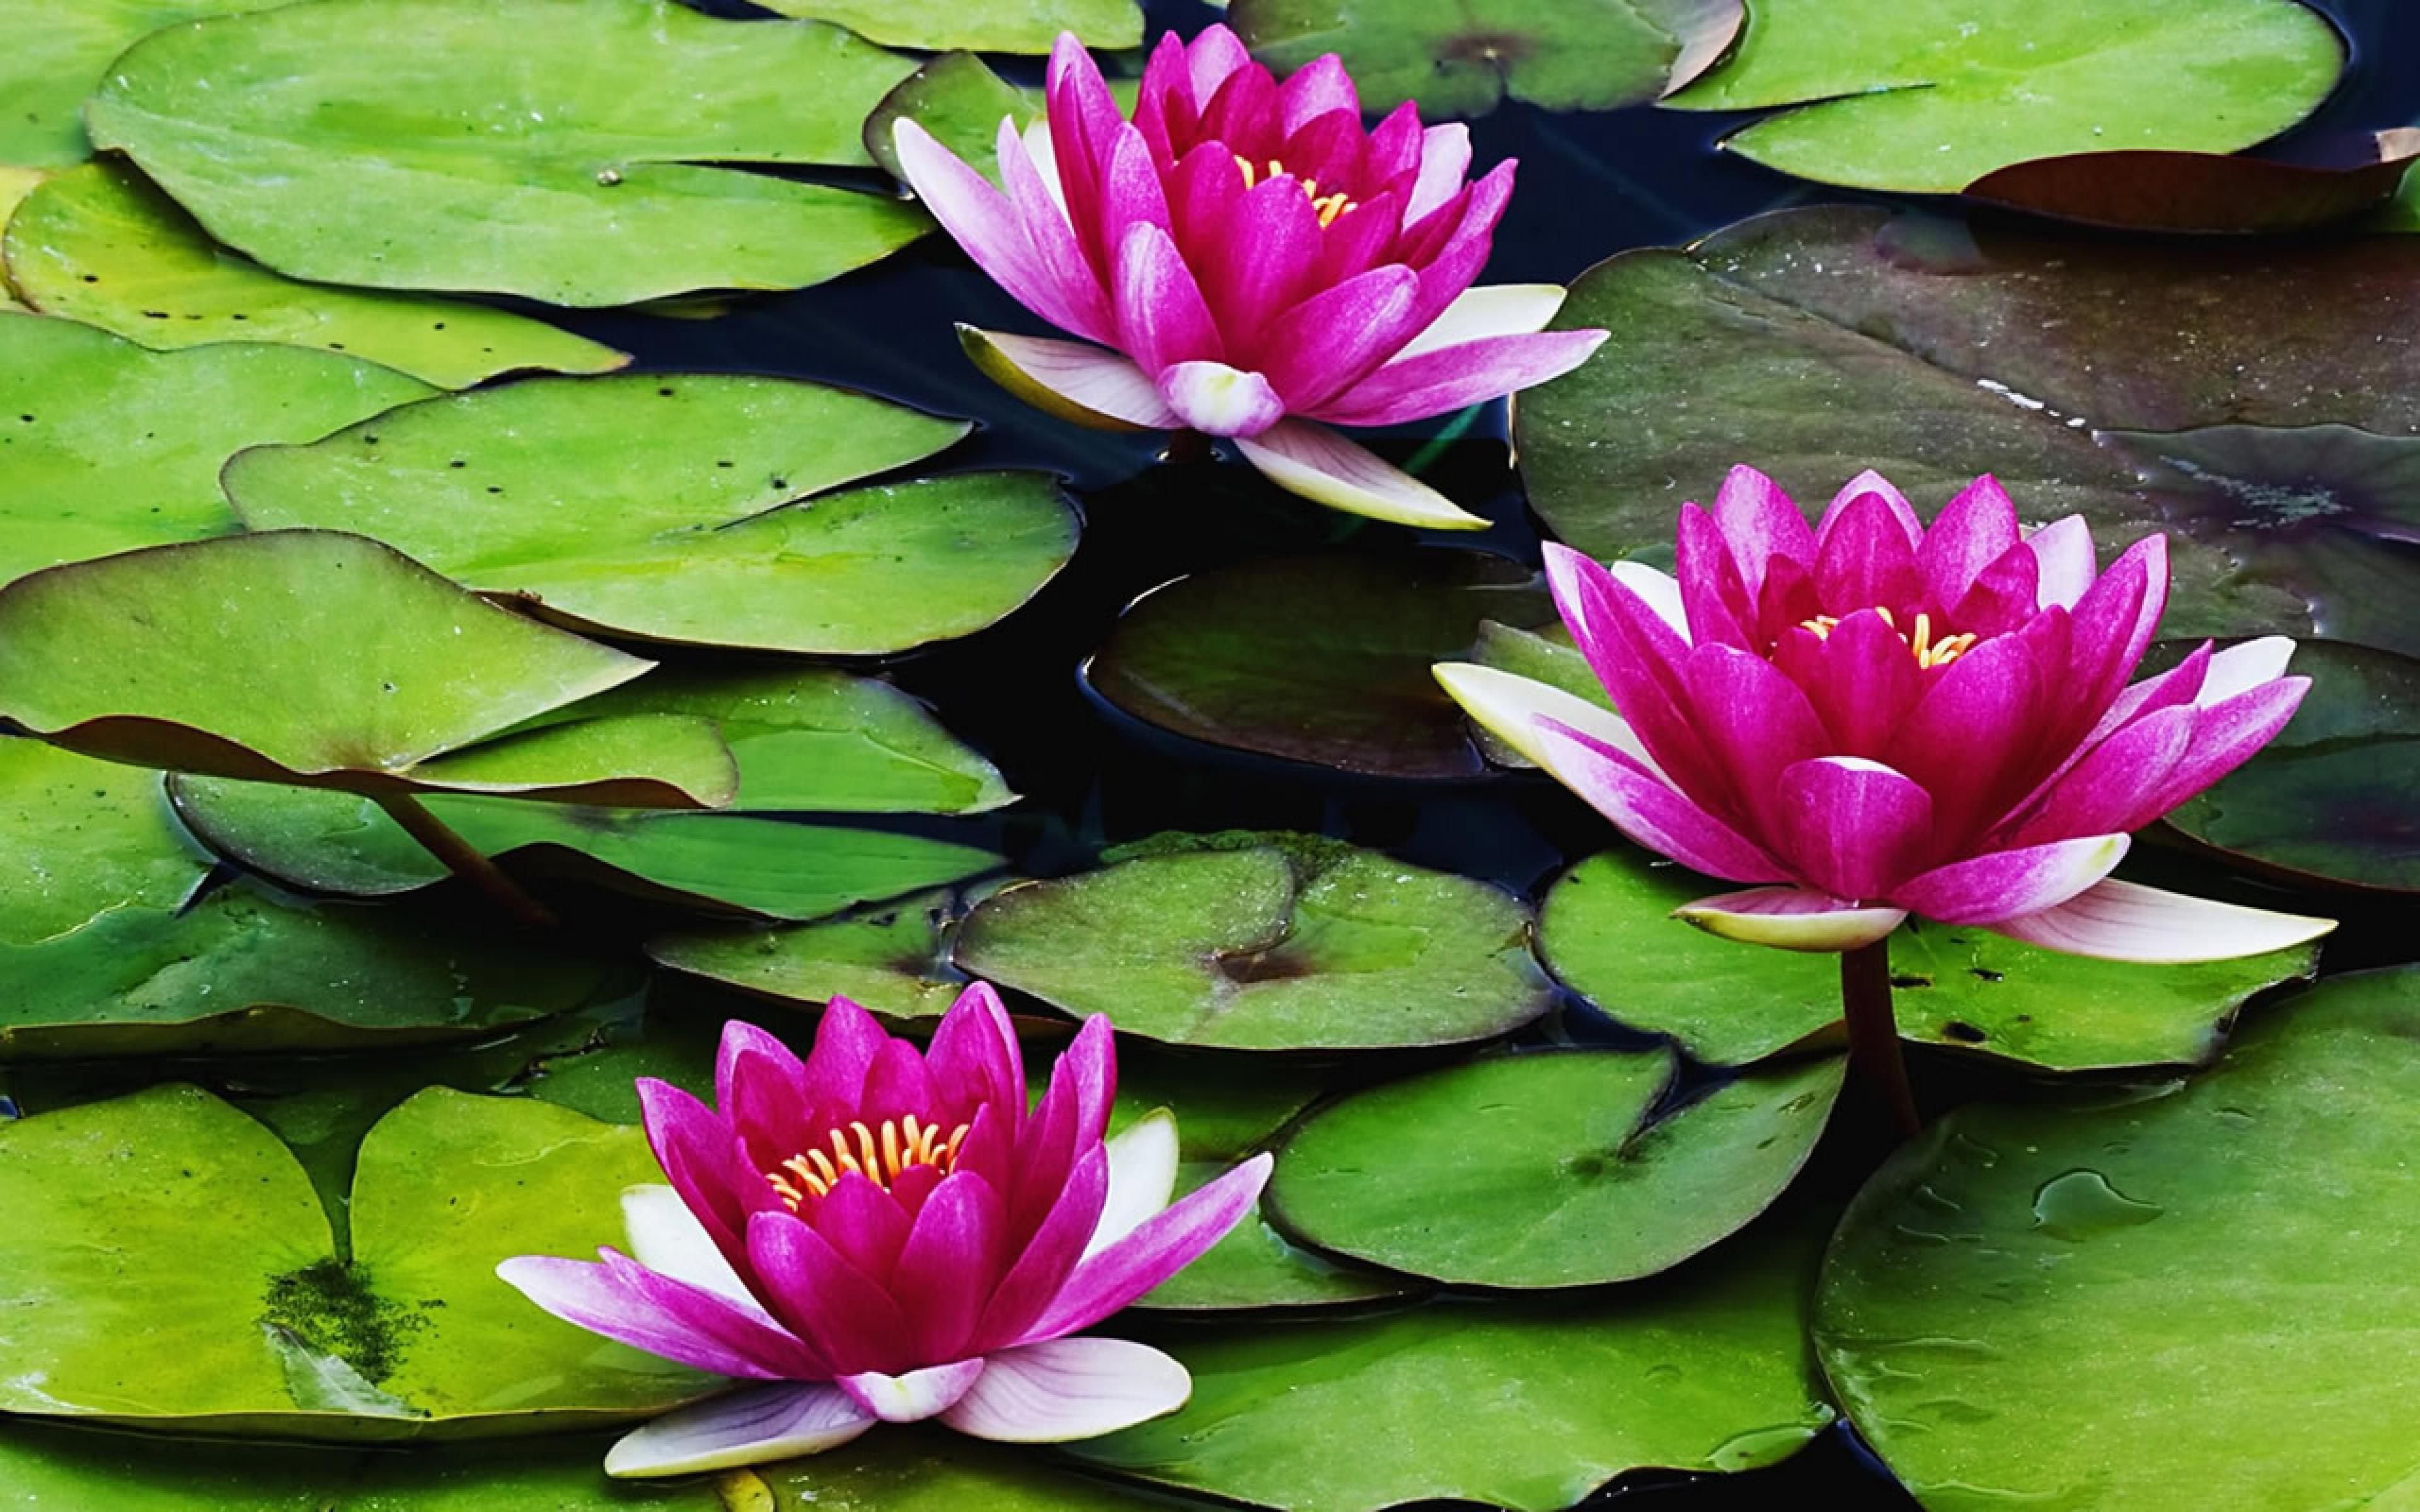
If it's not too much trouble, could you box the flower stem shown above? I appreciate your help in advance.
[1840,939,1920,1138]
[371,790,557,929]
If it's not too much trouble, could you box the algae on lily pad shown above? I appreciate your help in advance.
[766,0,1140,52]
[4,163,626,389]
[84,0,931,305]
[1819,967,2420,1509]
[1665,0,2342,192]
[225,375,1078,655]
[954,833,1553,1050]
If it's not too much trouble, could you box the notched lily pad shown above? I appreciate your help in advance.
[766,0,1140,53]
[954,833,1553,1050]
[1086,551,1553,779]
[648,890,969,1019]
[85,0,932,306]
[225,375,1078,655]
[3,163,627,389]
[1964,131,2420,236]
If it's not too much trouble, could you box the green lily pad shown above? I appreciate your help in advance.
[172,775,1005,921]
[1269,1050,1843,1288]
[224,375,1078,655]
[1231,0,1741,119]
[4,163,626,389]
[0,167,42,310]
[1665,0,2342,193]
[1070,1218,1837,1511]
[864,53,1140,185]
[0,0,287,166]
[1518,205,2420,652]
[85,0,931,306]
[0,312,430,585]
[2163,639,2420,893]
[766,0,1139,52]
[1086,551,1552,779]
[1539,849,2320,1069]
[0,530,725,803]
[1818,966,2420,1509]
[649,890,969,1019]
[0,1083,706,1438]
[953,834,1553,1050]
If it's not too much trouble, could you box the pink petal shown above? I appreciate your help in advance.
[1889,835,2131,925]
[745,1211,914,1378]
[925,980,1027,1129]
[1814,488,1924,616]
[1777,755,1937,900]
[2132,675,2310,821]
[1947,542,2042,639]
[1672,503,1757,651]
[714,1021,809,1162]
[1407,123,1473,223]
[1158,362,1286,437]
[858,1037,937,1129]
[1185,24,1255,107]
[1781,609,1921,760]
[1916,474,2021,609]
[994,120,1115,343]
[1307,328,1608,428]
[1257,265,1422,411]
[838,1358,986,1424]
[495,1251,821,1380]
[1231,420,1488,529]
[1683,643,1833,843]
[1018,1154,1272,1344]
[1100,124,1175,244]
[604,1383,875,1479]
[1114,223,1223,374]
[1542,543,1720,794]
[1818,469,1923,548]
[2057,534,2168,738]
[894,120,1102,343]
[1366,100,1425,184]
[958,327,1178,432]
[637,1078,769,1274]
[942,1337,1191,1443]
[1708,465,1816,603]
[1531,714,1792,883]
[1884,633,2044,844]
[972,1145,1110,1353]
[802,998,890,1117]
[1198,176,1325,343]
[1609,559,1691,644]
[1055,1012,1119,1148]
[2024,514,2097,609]
[1990,879,2336,964]
[1673,887,1908,953]
[1403,161,1514,332]
[2004,704,2195,847]
[812,1171,913,1283]
[1276,52,1358,131]
[1045,33,1128,278]
[1432,660,1673,786]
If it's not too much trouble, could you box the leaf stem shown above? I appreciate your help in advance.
[371,790,557,929]
[1840,939,1920,1138]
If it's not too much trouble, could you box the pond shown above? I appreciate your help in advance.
[1,0,2417,1508]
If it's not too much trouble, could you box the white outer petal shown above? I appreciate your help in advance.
[605,1383,875,1478]
[1086,1108,1180,1262]
[1395,284,1569,361]
[1020,117,1068,215]
[1608,559,1691,643]
[1672,886,1907,953]
[1232,419,1489,530]
[622,1184,754,1309]
[2199,636,2296,706]
[1433,661,1671,786]
[1990,879,2336,965]
[940,1337,1191,1443]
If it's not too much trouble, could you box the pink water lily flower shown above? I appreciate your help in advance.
[499,985,1269,1477]
[891,25,1608,530]
[1438,466,2337,962]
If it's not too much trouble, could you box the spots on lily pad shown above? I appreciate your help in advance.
[260,1258,427,1386]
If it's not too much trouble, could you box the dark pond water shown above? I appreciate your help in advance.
[514,1,2420,1503]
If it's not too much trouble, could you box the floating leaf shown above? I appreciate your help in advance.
[0,166,43,309]
[85,0,930,306]
[0,313,429,585]
[1071,1221,1836,1511]
[0,1084,706,1438]
[1232,0,1741,118]
[4,163,626,389]
[1085,551,1551,779]
[0,0,288,166]
[1819,967,2420,1509]
[1538,849,2319,1069]
[2163,639,2420,893]
[954,835,1552,1050]
[1665,0,2342,193]
[1964,130,2420,235]
[1269,1050,1842,1288]
[766,0,1139,52]
[864,53,1140,185]
[649,890,967,1019]
[225,375,1078,655]
[1519,205,2420,651]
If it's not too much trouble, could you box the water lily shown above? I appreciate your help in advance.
[498,985,1269,1477]
[890,25,1608,530]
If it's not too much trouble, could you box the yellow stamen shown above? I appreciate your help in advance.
[1795,606,1976,669]
[1233,153,1359,227]
[763,1114,973,1212]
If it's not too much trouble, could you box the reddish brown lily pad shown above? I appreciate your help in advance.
[1966,131,2420,236]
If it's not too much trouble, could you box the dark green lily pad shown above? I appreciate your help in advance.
[2162,639,2420,893]
[0,312,430,585]
[1071,1219,1836,1510]
[1232,0,1741,118]
[954,834,1553,1050]
[648,890,968,1019]
[1962,131,2420,236]
[766,0,1139,52]
[4,163,626,389]
[1086,551,1552,779]
[171,776,1005,921]
[85,0,930,306]
[0,530,730,803]
[1818,967,2420,1509]
[225,375,1078,654]
[1519,205,2420,652]
[1269,1050,1843,1288]
[0,1084,707,1438]
[1539,849,2321,1069]
[1664,0,2342,193]
[0,0,286,166]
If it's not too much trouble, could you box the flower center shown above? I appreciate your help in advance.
[1234,154,1357,227]
[1799,605,1978,670]
[764,1114,969,1211]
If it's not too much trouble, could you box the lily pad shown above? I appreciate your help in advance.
[1231,0,1741,118]
[0,166,42,309]
[648,890,969,1019]
[953,834,1553,1050]
[864,53,1140,185]
[84,0,930,306]
[1539,849,2320,1069]
[1518,205,2420,651]
[0,1083,706,1438]
[1269,1050,1843,1288]
[1818,966,2420,1509]
[765,0,1139,52]
[4,163,626,389]
[1964,130,2420,235]
[1085,551,1552,779]
[1664,0,2342,193]
[1071,1219,1837,1511]
[0,0,286,166]
[2162,639,2420,893]
[224,375,1078,654]
[0,312,430,585]
[171,776,1005,921]
[0,530,725,802]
